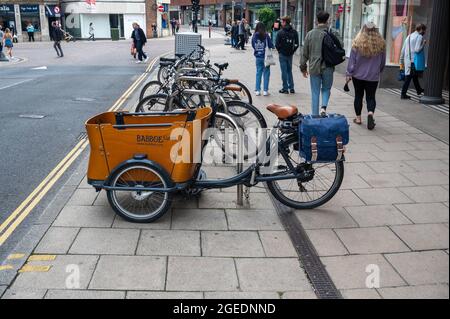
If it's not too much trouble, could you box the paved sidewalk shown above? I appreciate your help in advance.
[1,41,448,299]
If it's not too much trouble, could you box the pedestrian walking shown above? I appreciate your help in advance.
[245,21,252,44]
[50,22,64,57]
[2,28,14,60]
[300,11,343,116]
[237,19,246,50]
[176,19,180,33]
[171,18,177,35]
[400,24,427,99]
[346,22,386,130]
[131,23,148,64]
[88,23,95,41]
[252,22,274,96]
[275,16,299,94]
[231,21,239,48]
[26,23,35,42]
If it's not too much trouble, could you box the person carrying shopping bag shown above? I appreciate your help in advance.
[346,22,386,130]
[400,24,427,99]
[252,22,274,96]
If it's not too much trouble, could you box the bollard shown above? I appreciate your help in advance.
[0,51,9,62]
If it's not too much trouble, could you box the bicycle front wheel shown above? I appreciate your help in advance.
[266,136,344,209]
[139,81,165,101]
[135,93,169,112]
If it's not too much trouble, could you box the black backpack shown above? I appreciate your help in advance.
[322,30,345,67]
[282,29,298,56]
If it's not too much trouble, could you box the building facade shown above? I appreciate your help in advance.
[0,0,60,41]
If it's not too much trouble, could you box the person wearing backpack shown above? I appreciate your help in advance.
[300,11,345,116]
[346,23,386,130]
[275,16,299,94]
[252,22,274,96]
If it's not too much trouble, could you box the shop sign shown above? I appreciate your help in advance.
[20,4,39,14]
[45,5,61,18]
[0,4,14,15]
[248,3,280,11]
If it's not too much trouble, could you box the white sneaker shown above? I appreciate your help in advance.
[135,60,142,64]
[263,91,269,96]
[144,57,149,63]
[255,91,261,96]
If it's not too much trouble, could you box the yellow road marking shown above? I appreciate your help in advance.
[28,255,57,262]
[7,254,25,260]
[0,265,13,271]
[0,53,165,247]
[19,265,52,273]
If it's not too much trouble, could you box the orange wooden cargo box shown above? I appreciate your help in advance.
[85,107,213,184]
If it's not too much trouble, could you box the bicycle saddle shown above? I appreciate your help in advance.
[160,57,177,63]
[159,61,173,67]
[175,53,185,58]
[214,63,229,71]
[267,104,298,120]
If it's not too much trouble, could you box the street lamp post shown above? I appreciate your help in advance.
[232,1,235,23]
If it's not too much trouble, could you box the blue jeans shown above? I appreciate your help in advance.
[310,67,334,115]
[255,58,270,92]
[279,54,294,90]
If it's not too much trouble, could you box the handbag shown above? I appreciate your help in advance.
[414,49,426,72]
[264,36,275,67]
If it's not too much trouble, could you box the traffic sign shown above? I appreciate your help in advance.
[158,5,164,12]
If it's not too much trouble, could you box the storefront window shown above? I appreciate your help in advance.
[386,0,432,65]
[0,4,16,32]
[20,4,40,32]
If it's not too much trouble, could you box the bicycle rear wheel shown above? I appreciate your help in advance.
[222,81,252,105]
[139,81,165,101]
[266,136,344,209]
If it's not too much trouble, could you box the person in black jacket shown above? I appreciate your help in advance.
[50,21,64,57]
[231,20,239,48]
[275,16,299,94]
[131,23,148,63]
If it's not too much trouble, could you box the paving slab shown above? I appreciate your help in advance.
[359,173,415,188]
[377,284,449,299]
[406,160,449,172]
[321,254,406,289]
[53,205,115,228]
[258,231,298,257]
[335,227,410,254]
[205,292,280,299]
[344,205,412,227]
[199,191,272,209]
[372,151,418,162]
[171,209,228,230]
[11,255,99,290]
[69,228,140,255]
[112,211,172,229]
[66,188,99,206]
[341,288,381,299]
[367,161,416,174]
[166,257,238,291]
[407,150,449,161]
[322,190,366,208]
[280,291,318,299]
[34,227,80,254]
[137,230,200,256]
[2,289,47,299]
[402,171,450,186]
[340,174,371,190]
[127,291,203,299]
[201,231,265,257]
[295,207,358,230]
[344,163,377,176]
[0,286,7,297]
[399,186,449,203]
[89,255,166,290]
[391,224,449,251]
[45,289,125,299]
[226,209,284,231]
[353,188,414,205]
[376,142,417,152]
[304,229,349,257]
[395,203,449,224]
[235,258,310,292]
[385,251,449,286]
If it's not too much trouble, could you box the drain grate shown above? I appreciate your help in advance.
[265,187,343,299]
[19,114,45,119]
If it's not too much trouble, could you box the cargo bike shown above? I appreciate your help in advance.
[86,99,349,223]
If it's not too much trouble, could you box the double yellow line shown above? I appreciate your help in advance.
[0,55,161,246]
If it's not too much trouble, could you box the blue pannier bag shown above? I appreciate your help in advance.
[299,114,350,163]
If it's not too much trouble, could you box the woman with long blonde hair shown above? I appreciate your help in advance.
[2,28,14,60]
[346,22,386,130]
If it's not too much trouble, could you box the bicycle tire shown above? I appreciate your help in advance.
[266,136,345,210]
[139,80,165,101]
[135,93,169,112]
